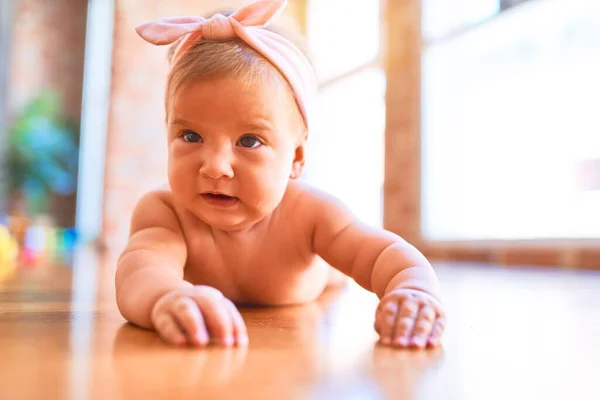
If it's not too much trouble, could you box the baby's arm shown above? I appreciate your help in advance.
[115,191,192,329]
[116,191,247,347]
[309,189,444,348]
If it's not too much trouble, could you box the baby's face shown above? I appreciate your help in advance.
[167,76,305,230]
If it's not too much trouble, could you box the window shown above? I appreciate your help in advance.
[421,0,600,240]
[422,0,500,42]
[303,0,385,227]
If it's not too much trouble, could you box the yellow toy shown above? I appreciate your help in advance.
[0,225,19,281]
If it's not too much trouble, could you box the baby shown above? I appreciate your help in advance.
[115,0,445,349]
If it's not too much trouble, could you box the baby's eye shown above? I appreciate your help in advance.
[182,131,203,143]
[237,135,262,149]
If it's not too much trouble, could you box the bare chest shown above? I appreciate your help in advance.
[181,229,330,304]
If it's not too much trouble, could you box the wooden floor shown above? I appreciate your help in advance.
[1,248,599,400]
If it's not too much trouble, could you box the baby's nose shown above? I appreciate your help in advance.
[199,154,234,180]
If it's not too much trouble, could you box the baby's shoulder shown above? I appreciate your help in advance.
[287,180,350,207]
[130,184,183,233]
[133,184,176,212]
[281,181,356,225]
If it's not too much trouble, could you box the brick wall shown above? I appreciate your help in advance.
[9,0,87,122]
[102,0,304,252]
[7,0,87,226]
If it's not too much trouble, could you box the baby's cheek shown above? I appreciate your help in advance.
[168,157,198,193]
[169,141,198,159]
[248,167,288,207]
[169,145,201,170]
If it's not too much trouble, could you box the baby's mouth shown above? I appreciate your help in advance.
[200,193,240,207]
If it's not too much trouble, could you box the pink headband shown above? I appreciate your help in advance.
[135,0,316,129]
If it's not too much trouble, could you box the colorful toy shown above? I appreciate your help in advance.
[19,223,80,266]
[0,212,80,270]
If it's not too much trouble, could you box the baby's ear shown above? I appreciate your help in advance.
[290,144,305,179]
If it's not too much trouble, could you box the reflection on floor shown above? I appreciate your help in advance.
[1,247,599,399]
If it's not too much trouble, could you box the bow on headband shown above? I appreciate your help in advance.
[135,0,316,129]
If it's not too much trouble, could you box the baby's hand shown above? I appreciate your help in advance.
[151,285,248,347]
[374,288,445,349]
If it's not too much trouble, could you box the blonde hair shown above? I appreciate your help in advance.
[165,9,312,124]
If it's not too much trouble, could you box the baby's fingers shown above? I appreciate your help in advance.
[192,289,234,346]
[224,299,248,346]
[427,316,446,347]
[154,314,187,346]
[392,299,419,347]
[410,305,436,348]
[171,296,209,346]
[377,300,399,345]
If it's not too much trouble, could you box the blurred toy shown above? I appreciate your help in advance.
[0,225,18,262]
[0,211,80,268]
[19,222,80,266]
[0,224,19,281]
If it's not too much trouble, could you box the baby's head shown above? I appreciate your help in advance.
[136,1,316,231]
